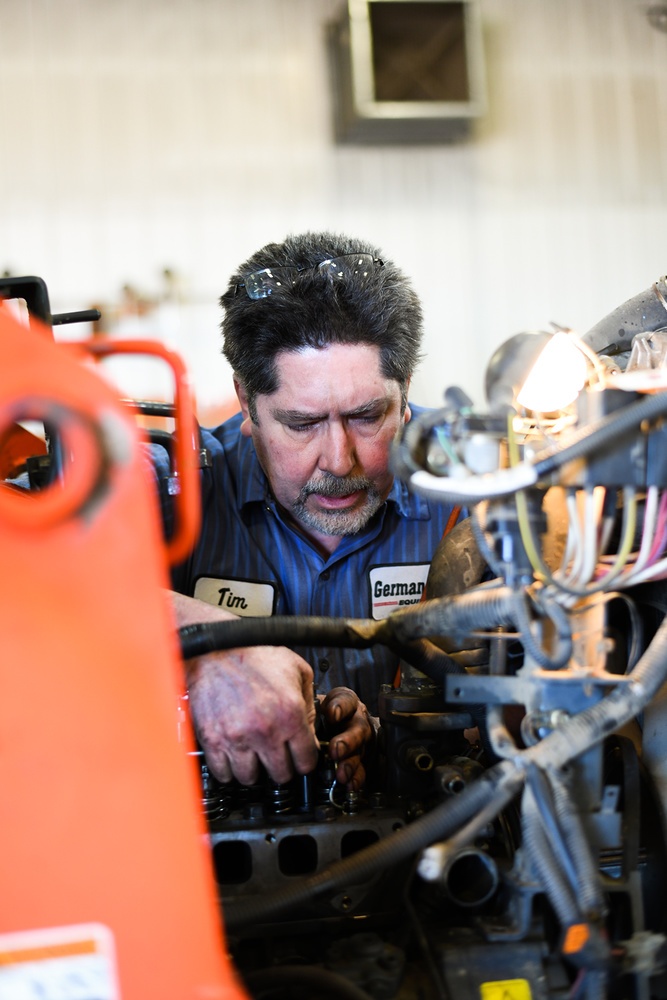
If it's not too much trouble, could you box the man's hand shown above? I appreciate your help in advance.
[186,646,318,786]
[170,592,319,786]
[319,687,375,792]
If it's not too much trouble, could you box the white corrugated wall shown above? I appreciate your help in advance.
[1,0,665,411]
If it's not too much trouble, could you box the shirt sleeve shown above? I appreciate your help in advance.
[147,441,176,541]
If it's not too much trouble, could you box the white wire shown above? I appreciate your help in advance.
[547,487,639,606]
[557,499,578,579]
[593,487,638,590]
[580,488,601,586]
[620,539,667,587]
[597,511,617,557]
[615,484,659,583]
[556,490,585,586]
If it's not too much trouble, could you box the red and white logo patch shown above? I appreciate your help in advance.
[369,564,429,620]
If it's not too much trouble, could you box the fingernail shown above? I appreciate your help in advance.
[334,740,348,759]
[333,705,342,723]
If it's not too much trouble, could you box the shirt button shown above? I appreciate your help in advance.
[321,570,330,581]
[319,658,330,673]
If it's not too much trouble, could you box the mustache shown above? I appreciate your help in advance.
[297,473,371,500]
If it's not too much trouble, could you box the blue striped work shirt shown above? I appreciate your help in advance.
[154,407,459,713]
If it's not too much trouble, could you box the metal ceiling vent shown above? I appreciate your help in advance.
[328,0,486,144]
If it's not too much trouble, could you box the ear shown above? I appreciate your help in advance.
[234,378,254,437]
[403,380,411,424]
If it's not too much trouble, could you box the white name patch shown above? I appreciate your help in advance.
[194,577,276,617]
[369,563,429,620]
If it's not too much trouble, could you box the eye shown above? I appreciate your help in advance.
[353,412,383,427]
[287,421,318,433]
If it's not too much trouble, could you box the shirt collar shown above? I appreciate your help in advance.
[384,473,433,520]
[237,434,272,505]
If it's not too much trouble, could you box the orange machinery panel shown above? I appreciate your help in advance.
[0,307,248,999]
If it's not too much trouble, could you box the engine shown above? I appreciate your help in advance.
[182,278,667,1000]
[5,273,667,1000]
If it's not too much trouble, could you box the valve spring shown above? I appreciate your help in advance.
[235,781,265,807]
[266,782,294,814]
[200,763,233,821]
[314,758,337,805]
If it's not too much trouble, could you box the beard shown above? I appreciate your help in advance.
[291,472,384,537]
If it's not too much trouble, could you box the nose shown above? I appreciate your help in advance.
[319,421,356,477]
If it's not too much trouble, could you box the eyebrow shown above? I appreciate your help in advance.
[272,396,391,424]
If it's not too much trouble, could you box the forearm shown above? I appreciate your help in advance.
[168,589,240,629]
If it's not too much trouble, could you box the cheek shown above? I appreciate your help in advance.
[265,438,314,486]
[358,434,396,479]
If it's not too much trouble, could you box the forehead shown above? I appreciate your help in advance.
[268,343,397,412]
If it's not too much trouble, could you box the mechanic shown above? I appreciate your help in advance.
[155,231,461,793]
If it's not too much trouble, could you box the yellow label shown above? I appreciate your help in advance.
[480,980,533,1000]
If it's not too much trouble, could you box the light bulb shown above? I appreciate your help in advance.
[517,332,588,412]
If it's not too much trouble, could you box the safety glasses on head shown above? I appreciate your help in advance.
[234,253,384,301]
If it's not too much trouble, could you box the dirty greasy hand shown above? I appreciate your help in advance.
[170,591,319,786]
[186,646,319,787]
[319,687,375,791]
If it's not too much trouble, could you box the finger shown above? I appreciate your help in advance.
[287,725,320,777]
[203,750,233,785]
[298,661,317,728]
[328,720,368,761]
[227,747,261,787]
[336,756,365,790]
[321,687,358,725]
[256,740,300,786]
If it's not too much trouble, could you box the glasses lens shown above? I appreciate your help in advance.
[244,266,299,300]
[318,253,377,281]
[241,255,381,299]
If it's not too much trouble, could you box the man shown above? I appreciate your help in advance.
[156,232,460,792]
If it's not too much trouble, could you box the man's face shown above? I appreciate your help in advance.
[237,343,410,554]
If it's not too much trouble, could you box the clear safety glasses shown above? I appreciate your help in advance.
[234,253,384,300]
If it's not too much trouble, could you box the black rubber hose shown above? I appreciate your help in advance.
[179,616,385,658]
[223,761,522,932]
[392,636,467,680]
[178,589,520,684]
[388,587,516,641]
[174,615,375,659]
[178,615,465,683]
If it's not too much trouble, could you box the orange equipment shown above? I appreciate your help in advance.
[0,305,248,999]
